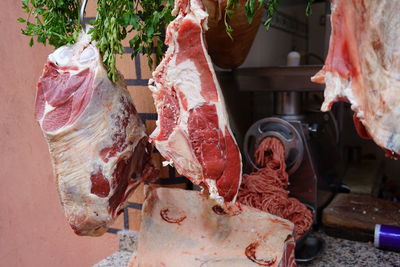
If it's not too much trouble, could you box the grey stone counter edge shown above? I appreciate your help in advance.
[94,230,400,267]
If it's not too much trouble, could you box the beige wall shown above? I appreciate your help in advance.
[0,1,117,266]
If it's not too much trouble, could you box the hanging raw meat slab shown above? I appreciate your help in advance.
[35,33,155,236]
[312,0,400,157]
[149,0,242,202]
[129,187,296,267]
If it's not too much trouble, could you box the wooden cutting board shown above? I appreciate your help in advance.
[322,193,400,242]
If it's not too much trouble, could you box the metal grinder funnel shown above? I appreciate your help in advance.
[244,117,304,175]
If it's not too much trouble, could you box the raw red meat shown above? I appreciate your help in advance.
[35,33,155,236]
[312,0,400,158]
[129,187,295,267]
[238,137,313,239]
[149,0,242,202]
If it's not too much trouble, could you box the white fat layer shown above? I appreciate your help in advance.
[48,33,98,75]
[162,160,174,167]
[38,101,56,126]
[148,83,162,141]
[79,46,96,64]
[166,59,206,110]
[44,101,56,115]
[321,72,362,115]
[49,46,73,66]
[189,0,209,30]
[205,179,223,203]
[320,72,400,153]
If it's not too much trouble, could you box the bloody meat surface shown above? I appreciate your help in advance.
[312,0,400,158]
[149,0,242,202]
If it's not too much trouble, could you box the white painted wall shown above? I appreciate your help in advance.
[241,4,308,68]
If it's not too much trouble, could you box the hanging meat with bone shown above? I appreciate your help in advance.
[312,0,400,157]
[35,32,155,236]
[149,0,242,202]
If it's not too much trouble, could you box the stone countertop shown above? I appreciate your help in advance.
[95,231,400,267]
[95,251,132,267]
[301,232,399,267]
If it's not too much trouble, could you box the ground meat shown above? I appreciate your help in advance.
[238,137,313,239]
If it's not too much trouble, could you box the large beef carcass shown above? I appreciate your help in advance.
[129,188,296,267]
[35,33,155,236]
[149,0,242,202]
[312,0,400,157]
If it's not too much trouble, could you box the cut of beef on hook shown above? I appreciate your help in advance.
[312,0,400,158]
[35,32,155,236]
[149,0,242,202]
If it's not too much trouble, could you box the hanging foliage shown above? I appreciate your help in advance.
[19,0,315,82]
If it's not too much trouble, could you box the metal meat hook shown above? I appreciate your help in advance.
[80,0,88,32]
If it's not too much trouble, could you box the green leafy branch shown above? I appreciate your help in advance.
[245,0,264,24]
[128,0,175,69]
[225,0,315,37]
[19,0,81,48]
[264,0,280,29]
[19,0,175,82]
[19,0,315,82]
[306,0,315,16]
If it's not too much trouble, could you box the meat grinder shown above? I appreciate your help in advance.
[243,90,340,262]
[244,90,341,215]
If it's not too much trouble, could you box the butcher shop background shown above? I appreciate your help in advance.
[1,0,400,266]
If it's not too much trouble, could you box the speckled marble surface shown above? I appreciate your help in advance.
[117,230,138,252]
[94,251,132,267]
[94,230,400,267]
[301,232,400,267]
